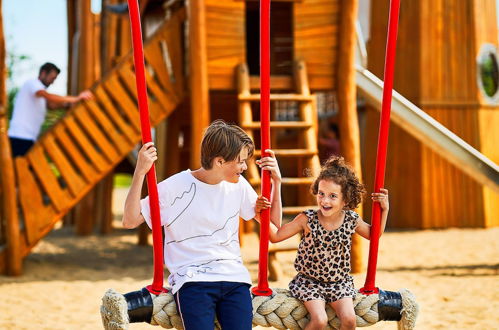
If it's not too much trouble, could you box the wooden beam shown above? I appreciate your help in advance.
[0,0,21,275]
[336,0,363,273]
[188,0,210,168]
[78,0,95,90]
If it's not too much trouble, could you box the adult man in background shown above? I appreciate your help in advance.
[8,62,92,156]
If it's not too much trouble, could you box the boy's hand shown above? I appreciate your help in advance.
[372,188,389,211]
[135,142,157,176]
[255,195,271,213]
[256,149,282,182]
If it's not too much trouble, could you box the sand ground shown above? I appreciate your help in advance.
[0,189,498,329]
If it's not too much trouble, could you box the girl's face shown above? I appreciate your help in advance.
[316,179,346,217]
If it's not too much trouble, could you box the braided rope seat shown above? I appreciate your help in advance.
[101,287,418,330]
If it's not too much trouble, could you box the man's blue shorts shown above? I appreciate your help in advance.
[174,281,252,330]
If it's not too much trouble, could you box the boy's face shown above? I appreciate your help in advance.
[221,147,249,183]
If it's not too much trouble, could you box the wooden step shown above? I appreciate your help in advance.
[238,93,315,102]
[253,149,317,157]
[241,121,312,129]
[249,177,315,186]
[283,206,318,215]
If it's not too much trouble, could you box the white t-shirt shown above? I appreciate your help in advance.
[8,78,47,141]
[140,170,258,293]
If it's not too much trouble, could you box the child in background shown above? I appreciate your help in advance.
[258,156,389,330]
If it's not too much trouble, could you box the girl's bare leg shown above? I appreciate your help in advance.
[329,297,356,330]
[304,299,328,330]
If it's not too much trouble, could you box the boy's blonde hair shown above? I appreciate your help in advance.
[201,120,254,169]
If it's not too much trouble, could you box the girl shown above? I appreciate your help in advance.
[258,156,389,330]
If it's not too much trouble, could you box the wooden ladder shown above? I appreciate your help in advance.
[0,9,186,273]
[237,61,321,216]
[237,61,321,280]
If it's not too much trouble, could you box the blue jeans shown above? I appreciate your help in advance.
[174,281,252,330]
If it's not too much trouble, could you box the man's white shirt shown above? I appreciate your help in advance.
[8,79,47,141]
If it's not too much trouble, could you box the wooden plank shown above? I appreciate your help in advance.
[144,40,176,97]
[238,94,315,102]
[73,105,120,163]
[103,75,141,129]
[52,124,97,183]
[253,149,316,157]
[119,66,177,122]
[15,157,56,246]
[117,64,165,123]
[241,121,312,129]
[84,100,133,154]
[294,25,338,38]
[63,116,109,173]
[26,145,71,213]
[249,177,315,186]
[94,86,140,139]
[42,134,86,198]
[144,67,179,112]
[167,16,185,98]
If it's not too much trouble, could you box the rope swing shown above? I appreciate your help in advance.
[101,0,418,329]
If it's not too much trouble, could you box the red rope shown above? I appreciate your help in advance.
[127,0,166,295]
[360,0,401,295]
[252,0,272,296]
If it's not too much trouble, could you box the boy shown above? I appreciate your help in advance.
[122,120,282,329]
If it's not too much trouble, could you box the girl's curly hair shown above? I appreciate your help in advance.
[311,156,366,210]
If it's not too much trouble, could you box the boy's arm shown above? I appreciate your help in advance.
[122,172,146,228]
[122,142,157,229]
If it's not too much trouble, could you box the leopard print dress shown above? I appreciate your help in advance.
[289,209,359,303]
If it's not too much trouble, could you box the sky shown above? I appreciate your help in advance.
[3,0,499,95]
[3,0,101,94]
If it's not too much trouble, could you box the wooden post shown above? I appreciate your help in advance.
[188,0,210,168]
[101,0,119,74]
[336,0,363,273]
[0,0,21,275]
[67,0,76,93]
[78,0,95,91]
[74,0,97,236]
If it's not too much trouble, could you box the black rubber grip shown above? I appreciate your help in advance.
[124,287,154,323]
[378,289,403,321]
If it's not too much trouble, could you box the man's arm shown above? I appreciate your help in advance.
[36,90,93,110]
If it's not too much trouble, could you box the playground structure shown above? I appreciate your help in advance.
[0,0,499,278]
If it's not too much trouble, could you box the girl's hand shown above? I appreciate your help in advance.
[256,195,271,213]
[135,142,157,176]
[372,188,389,211]
[256,149,282,182]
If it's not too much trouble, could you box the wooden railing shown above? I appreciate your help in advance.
[0,9,186,274]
